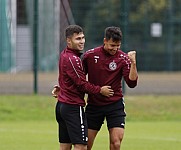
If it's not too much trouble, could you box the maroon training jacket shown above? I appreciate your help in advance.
[82,45,138,106]
[57,47,101,106]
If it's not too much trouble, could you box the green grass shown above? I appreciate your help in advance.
[1,121,180,150]
[0,95,181,150]
[0,95,56,121]
[93,121,181,150]
[125,95,181,121]
[0,121,58,150]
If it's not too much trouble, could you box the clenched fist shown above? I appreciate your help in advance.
[128,51,136,64]
[52,85,60,98]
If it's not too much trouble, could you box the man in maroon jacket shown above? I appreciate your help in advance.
[55,25,114,150]
[82,26,138,150]
[53,26,138,150]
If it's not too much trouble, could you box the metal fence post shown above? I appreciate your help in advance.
[167,0,173,71]
[33,0,38,94]
[121,0,128,94]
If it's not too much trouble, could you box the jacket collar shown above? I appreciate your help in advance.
[101,45,111,56]
[101,45,119,57]
[66,46,83,57]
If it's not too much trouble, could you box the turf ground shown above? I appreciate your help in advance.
[0,95,181,150]
[0,121,180,150]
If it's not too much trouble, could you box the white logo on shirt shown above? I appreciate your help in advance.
[94,56,99,63]
[109,61,117,70]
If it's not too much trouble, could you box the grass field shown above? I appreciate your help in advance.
[0,95,181,150]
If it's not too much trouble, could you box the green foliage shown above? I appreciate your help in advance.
[129,0,168,22]
[69,0,181,71]
[84,0,122,49]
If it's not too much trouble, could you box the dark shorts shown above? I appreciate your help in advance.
[55,101,88,145]
[85,99,126,131]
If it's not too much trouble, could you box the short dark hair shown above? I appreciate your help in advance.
[65,25,83,38]
[104,26,122,42]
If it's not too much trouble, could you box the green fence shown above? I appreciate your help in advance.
[0,0,181,72]
[0,0,181,95]
[70,0,181,71]
[26,0,60,72]
[0,0,12,72]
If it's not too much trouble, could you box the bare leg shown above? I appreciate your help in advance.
[109,127,124,150]
[60,143,72,150]
[74,144,87,150]
[87,129,98,150]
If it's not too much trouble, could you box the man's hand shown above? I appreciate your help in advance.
[128,51,138,81]
[100,86,114,97]
[52,85,60,98]
[128,51,136,64]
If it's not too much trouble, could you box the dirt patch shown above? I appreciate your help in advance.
[0,72,181,95]
[126,72,181,95]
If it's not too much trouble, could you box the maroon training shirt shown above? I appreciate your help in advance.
[82,45,138,106]
[58,47,101,106]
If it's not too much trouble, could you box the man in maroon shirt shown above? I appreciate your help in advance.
[82,26,138,150]
[53,26,138,150]
[55,25,114,150]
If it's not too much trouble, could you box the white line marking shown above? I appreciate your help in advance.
[126,136,181,142]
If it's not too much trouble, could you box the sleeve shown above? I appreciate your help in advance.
[66,55,101,94]
[82,53,88,74]
[122,54,138,88]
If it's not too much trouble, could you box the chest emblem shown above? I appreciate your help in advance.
[109,61,117,70]
[94,56,99,63]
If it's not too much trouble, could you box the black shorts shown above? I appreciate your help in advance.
[85,99,126,131]
[55,101,88,145]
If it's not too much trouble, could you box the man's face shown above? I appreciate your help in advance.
[103,38,121,55]
[67,32,85,51]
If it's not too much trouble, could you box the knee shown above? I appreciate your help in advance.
[110,137,123,149]
[111,141,121,149]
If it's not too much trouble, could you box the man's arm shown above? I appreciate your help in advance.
[66,56,114,96]
[122,50,138,88]
[51,85,114,98]
[128,51,138,80]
